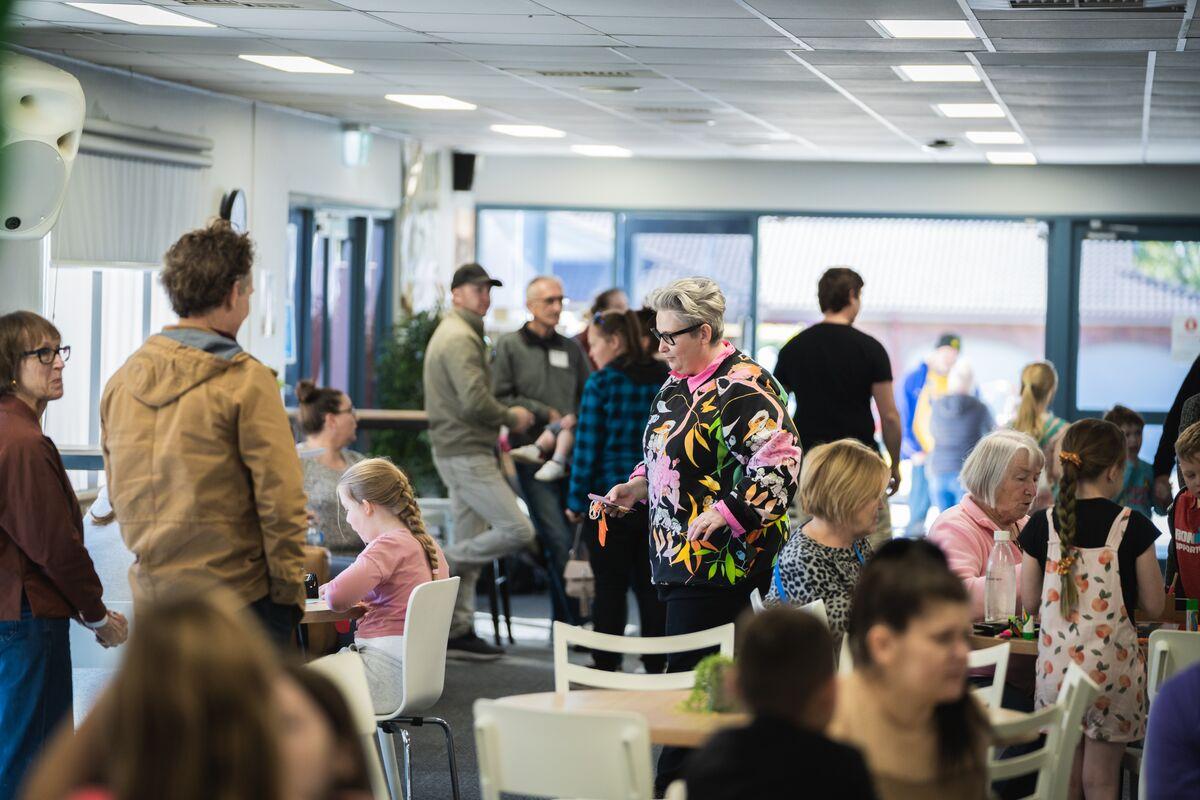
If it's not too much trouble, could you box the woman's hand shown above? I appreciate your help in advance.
[604,478,648,517]
[687,508,728,543]
[94,611,128,648]
[565,509,583,524]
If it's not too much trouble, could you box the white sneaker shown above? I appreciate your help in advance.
[509,444,545,465]
[535,460,567,482]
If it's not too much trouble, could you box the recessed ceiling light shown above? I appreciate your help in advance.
[935,102,1005,119]
[67,2,214,27]
[966,131,1024,144]
[893,65,979,82]
[385,94,476,110]
[490,124,565,138]
[571,145,631,158]
[876,20,976,39]
[238,55,353,75]
[986,151,1037,165]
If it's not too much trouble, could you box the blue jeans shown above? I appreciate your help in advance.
[0,603,73,800]
[513,462,577,623]
[907,461,933,535]
[932,472,965,512]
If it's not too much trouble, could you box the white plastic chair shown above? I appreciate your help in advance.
[306,650,391,800]
[374,576,462,800]
[1146,629,1200,703]
[553,620,734,692]
[967,641,1011,709]
[474,699,653,800]
[665,779,688,799]
[987,664,1100,800]
[799,598,829,628]
[749,587,765,613]
[838,634,854,675]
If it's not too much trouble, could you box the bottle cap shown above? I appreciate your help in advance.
[993,530,1011,542]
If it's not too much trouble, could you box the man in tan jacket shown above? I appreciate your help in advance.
[100,220,307,647]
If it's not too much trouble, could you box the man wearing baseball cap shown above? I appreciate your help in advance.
[900,332,961,535]
[423,263,536,660]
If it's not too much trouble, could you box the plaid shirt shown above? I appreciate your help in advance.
[567,359,667,514]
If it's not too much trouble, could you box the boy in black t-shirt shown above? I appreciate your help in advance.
[684,608,878,800]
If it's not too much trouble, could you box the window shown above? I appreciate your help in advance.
[757,215,1049,423]
[1076,235,1200,413]
[476,209,616,333]
[285,207,393,405]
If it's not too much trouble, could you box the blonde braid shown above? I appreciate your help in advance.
[1054,458,1080,613]
[395,478,439,575]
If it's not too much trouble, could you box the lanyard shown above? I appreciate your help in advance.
[773,540,867,603]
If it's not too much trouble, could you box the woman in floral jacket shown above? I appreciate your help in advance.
[606,277,801,668]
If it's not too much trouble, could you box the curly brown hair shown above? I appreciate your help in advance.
[161,219,254,318]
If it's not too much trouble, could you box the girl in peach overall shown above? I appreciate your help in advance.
[1019,418,1164,800]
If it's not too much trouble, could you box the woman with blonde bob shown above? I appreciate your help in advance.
[765,439,890,644]
[1010,361,1068,513]
[320,457,448,714]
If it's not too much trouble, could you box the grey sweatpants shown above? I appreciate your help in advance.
[432,452,536,637]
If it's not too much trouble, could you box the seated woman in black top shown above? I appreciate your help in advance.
[684,607,877,800]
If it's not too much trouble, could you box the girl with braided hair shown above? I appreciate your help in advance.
[320,457,449,713]
[1018,418,1164,799]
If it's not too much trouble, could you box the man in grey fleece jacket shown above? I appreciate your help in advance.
[424,263,536,660]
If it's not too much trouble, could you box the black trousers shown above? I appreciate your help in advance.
[248,595,304,652]
[654,575,766,793]
[582,506,666,673]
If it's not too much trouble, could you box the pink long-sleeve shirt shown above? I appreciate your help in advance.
[926,495,1027,621]
[319,527,448,639]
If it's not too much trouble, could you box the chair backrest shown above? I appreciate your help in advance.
[967,642,1011,708]
[838,633,854,675]
[799,598,829,628]
[553,621,734,693]
[749,587,765,613]
[1146,629,1200,704]
[664,779,688,800]
[987,664,1099,800]
[307,650,391,800]
[395,576,460,717]
[474,699,652,800]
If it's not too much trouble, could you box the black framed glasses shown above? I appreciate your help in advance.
[21,345,70,365]
[650,323,702,346]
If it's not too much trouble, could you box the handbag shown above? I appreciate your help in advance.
[563,522,595,612]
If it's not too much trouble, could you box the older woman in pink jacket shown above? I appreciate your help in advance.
[926,429,1045,620]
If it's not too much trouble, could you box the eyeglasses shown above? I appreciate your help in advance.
[336,406,357,418]
[21,345,71,365]
[650,323,702,346]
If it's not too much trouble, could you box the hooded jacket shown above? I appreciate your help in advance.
[100,325,307,609]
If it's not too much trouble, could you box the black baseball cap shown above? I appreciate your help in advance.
[936,332,962,350]
[451,263,502,290]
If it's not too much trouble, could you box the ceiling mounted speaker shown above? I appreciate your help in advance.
[0,53,85,240]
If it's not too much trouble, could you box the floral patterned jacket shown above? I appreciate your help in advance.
[634,344,801,590]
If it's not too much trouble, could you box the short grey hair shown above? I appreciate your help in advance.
[959,429,1045,507]
[526,275,561,303]
[644,277,726,344]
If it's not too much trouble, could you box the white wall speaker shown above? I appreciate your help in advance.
[0,53,85,240]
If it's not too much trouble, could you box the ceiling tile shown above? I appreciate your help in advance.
[371,12,594,33]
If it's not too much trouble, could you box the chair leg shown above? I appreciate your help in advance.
[376,728,401,800]
[487,559,502,647]
[399,727,413,800]
[424,716,462,800]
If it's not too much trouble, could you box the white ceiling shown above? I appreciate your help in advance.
[10,0,1200,164]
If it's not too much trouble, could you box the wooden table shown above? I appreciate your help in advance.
[496,689,1030,749]
[972,633,1038,657]
[301,598,366,625]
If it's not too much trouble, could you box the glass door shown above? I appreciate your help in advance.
[621,214,756,351]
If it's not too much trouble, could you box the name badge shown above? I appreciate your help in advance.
[548,349,570,369]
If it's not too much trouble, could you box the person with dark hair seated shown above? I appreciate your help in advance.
[829,538,990,800]
[684,607,877,800]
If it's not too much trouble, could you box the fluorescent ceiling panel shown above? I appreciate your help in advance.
[66,3,214,27]
[571,144,631,157]
[875,20,975,39]
[238,55,353,74]
[966,131,1024,144]
[386,94,476,110]
[490,124,566,138]
[893,64,979,82]
[936,102,1005,118]
[986,151,1037,165]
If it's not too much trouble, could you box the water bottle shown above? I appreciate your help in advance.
[984,530,1017,623]
[306,525,324,547]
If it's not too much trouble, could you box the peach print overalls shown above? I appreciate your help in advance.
[1035,507,1147,742]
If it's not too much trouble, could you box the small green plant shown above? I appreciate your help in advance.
[682,654,736,714]
[371,303,445,497]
